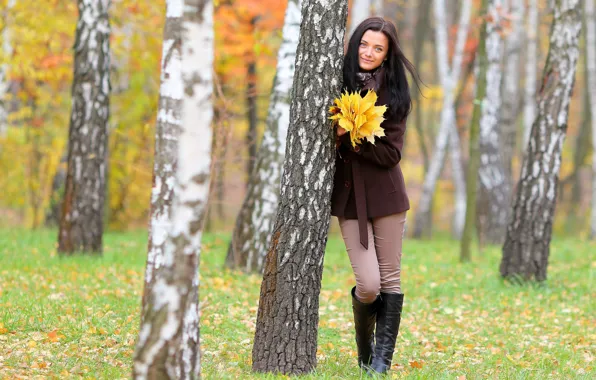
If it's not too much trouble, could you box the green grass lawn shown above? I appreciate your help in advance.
[0,228,594,379]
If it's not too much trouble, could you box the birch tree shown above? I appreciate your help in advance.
[523,0,538,146]
[141,0,183,314]
[0,0,15,138]
[227,0,301,273]
[461,0,489,262]
[251,0,347,373]
[58,0,111,254]
[349,0,370,35]
[133,1,213,378]
[501,0,582,281]
[413,0,471,238]
[477,0,510,245]
[586,0,596,239]
[501,0,525,177]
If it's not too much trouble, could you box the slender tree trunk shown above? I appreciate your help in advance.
[133,1,213,379]
[461,0,489,261]
[141,0,183,317]
[246,23,258,182]
[412,0,432,173]
[586,0,596,239]
[413,0,471,238]
[58,0,111,255]
[0,0,15,138]
[227,0,301,273]
[501,0,582,281]
[523,0,538,147]
[251,0,347,373]
[477,0,510,245]
[349,0,370,35]
[501,0,525,178]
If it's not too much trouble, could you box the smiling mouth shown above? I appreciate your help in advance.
[361,59,373,64]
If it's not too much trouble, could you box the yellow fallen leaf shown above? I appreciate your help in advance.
[409,360,423,369]
[28,341,37,348]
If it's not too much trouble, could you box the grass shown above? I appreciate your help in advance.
[0,228,594,379]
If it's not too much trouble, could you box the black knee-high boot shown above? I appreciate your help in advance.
[370,292,404,373]
[351,287,379,368]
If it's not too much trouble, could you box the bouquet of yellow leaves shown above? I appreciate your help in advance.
[329,90,387,148]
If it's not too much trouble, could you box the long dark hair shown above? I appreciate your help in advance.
[343,17,420,122]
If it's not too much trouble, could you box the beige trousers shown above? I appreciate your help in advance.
[339,212,407,304]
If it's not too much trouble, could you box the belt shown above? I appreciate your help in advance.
[351,157,369,250]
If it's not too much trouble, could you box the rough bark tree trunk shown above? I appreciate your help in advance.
[477,0,511,245]
[133,1,213,379]
[461,0,489,261]
[58,0,111,255]
[141,0,183,317]
[251,0,347,374]
[523,0,539,147]
[227,0,301,273]
[501,0,582,281]
[349,0,370,35]
[501,0,525,179]
[586,0,596,239]
[413,0,471,238]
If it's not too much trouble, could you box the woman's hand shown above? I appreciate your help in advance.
[336,126,348,137]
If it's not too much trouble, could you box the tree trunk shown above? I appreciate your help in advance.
[246,25,258,182]
[586,0,596,239]
[411,0,433,235]
[251,0,347,374]
[0,0,15,138]
[500,0,525,178]
[133,1,213,379]
[141,0,183,317]
[501,0,582,282]
[477,0,510,245]
[413,0,471,238]
[227,0,301,273]
[523,0,538,147]
[58,0,111,255]
[461,0,489,261]
[349,0,370,35]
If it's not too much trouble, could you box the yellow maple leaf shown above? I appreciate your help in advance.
[329,90,386,147]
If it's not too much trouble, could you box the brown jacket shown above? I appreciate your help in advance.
[330,85,410,249]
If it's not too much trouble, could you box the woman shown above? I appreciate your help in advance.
[331,17,418,373]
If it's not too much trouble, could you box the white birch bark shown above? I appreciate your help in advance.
[133,0,213,379]
[227,0,301,272]
[251,0,348,373]
[0,0,15,138]
[523,0,538,147]
[586,0,596,239]
[413,0,471,238]
[501,0,582,281]
[58,0,111,254]
[349,0,371,35]
[501,0,525,177]
[141,0,183,316]
[477,0,511,245]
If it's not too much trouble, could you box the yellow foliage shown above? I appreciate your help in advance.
[0,0,164,229]
[329,90,387,147]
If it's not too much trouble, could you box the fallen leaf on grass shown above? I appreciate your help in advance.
[409,360,423,368]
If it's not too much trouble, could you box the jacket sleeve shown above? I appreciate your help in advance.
[339,115,406,169]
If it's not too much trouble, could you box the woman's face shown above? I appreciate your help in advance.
[358,30,389,71]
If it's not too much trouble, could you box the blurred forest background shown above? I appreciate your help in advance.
[0,0,592,237]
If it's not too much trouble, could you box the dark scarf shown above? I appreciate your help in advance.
[356,66,385,92]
